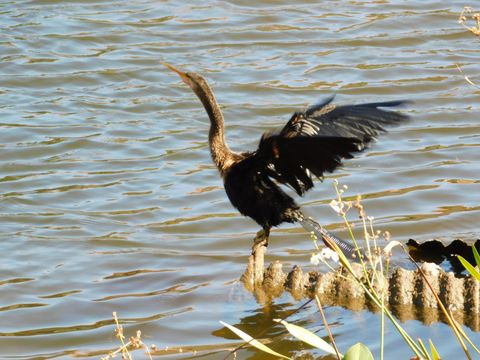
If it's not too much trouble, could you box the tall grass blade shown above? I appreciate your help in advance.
[457,255,480,281]
[452,317,480,354]
[274,319,339,356]
[417,338,431,360]
[429,339,441,360]
[472,245,480,267]
[219,321,291,360]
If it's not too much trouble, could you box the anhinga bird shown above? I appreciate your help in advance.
[164,62,409,255]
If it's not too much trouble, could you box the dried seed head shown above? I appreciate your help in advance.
[329,199,344,214]
[384,231,391,241]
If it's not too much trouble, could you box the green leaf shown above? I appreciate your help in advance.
[274,319,339,356]
[472,245,480,268]
[457,255,480,281]
[417,338,429,358]
[429,339,441,360]
[219,321,291,360]
[342,343,374,360]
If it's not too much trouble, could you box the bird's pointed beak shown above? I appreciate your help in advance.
[161,62,190,84]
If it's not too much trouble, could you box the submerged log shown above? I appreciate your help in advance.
[241,239,480,331]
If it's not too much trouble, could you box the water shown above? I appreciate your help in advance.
[0,0,479,358]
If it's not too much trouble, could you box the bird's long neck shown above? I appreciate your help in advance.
[193,81,235,175]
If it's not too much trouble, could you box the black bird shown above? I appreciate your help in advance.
[164,62,409,255]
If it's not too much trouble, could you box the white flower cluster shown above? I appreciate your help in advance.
[310,247,339,265]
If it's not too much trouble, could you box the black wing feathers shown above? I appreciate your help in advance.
[282,99,410,143]
[304,95,335,117]
[256,97,409,196]
[258,135,361,195]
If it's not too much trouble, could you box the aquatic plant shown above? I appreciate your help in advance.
[223,181,479,360]
[101,312,154,360]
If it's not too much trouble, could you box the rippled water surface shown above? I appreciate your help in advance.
[1,0,479,358]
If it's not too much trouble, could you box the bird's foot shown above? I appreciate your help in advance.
[252,228,269,254]
[246,229,269,287]
[242,228,271,289]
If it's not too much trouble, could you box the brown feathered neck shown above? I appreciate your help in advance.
[183,72,237,175]
[163,63,241,175]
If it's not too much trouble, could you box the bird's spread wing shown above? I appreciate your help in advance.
[281,96,410,143]
[256,96,410,195]
[258,135,361,195]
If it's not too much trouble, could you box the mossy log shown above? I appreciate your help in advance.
[241,243,480,331]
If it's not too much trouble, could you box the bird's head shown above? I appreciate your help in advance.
[162,62,210,96]
[162,62,221,125]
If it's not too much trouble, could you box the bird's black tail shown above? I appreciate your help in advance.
[299,215,359,258]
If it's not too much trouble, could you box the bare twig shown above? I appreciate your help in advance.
[314,295,342,360]
[456,64,480,89]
